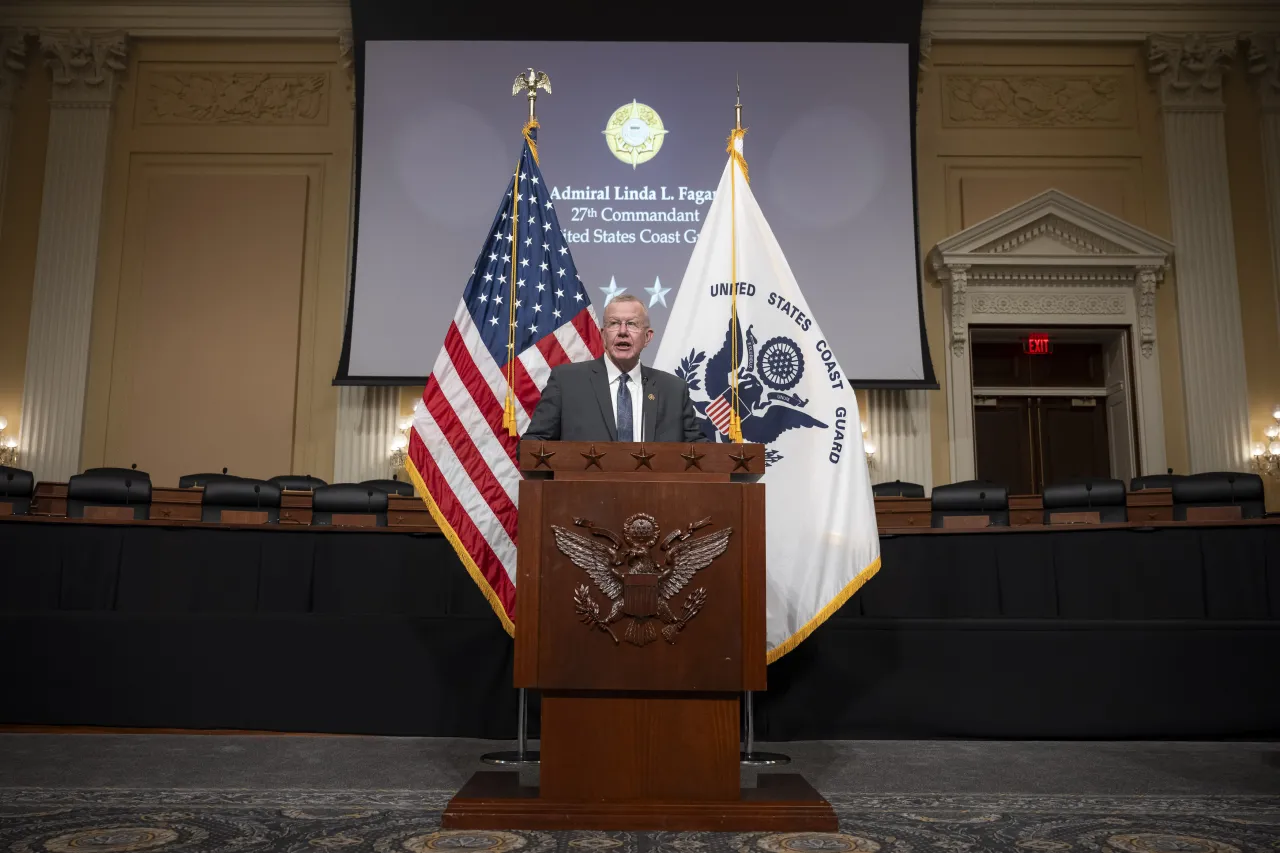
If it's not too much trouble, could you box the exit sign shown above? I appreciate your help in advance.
[1023,334,1053,355]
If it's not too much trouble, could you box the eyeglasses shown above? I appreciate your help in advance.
[604,319,647,332]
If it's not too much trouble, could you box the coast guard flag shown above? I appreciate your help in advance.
[653,132,880,662]
[405,124,604,634]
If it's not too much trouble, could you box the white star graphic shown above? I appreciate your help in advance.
[528,322,538,332]
[539,261,549,272]
[494,230,502,240]
[517,278,525,288]
[553,308,562,319]
[497,274,506,284]
[478,293,488,303]
[557,268,566,278]
[488,252,497,262]
[537,282,546,292]
[558,246,568,255]
[494,295,503,305]
[531,176,539,185]
[519,171,526,182]
[555,288,564,298]
[520,257,529,267]
[500,212,507,221]
[533,304,542,313]
[645,276,672,308]
[543,221,552,231]
[574,291,584,302]
[490,317,498,325]
[527,215,536,225]
[514,299,522,308]
[544,200,553,209]
[524,237,533,247]
[599,276,625,304]
[516,193,523,203]
[542,242,550,251]
[483,272,493,283]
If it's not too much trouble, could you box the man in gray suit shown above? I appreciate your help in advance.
[524,294,707,443]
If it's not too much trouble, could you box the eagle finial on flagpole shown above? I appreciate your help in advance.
[735,72,742,131]
[512,68,551,122]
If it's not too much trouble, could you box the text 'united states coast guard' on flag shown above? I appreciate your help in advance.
[653,129,881,662]
[405,122,604,633]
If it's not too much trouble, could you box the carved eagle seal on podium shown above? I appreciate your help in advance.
[552,513,733,646]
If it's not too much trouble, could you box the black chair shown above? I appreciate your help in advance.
[360,478,415,497]
[83,465,150,481]
[0,466,35,515]
[872,480,925,498]
[1131,473,1184,491]
[930,480,1009,528]
[67,471,151,520]
[200,478,281,523]
[311,484,389,527]
[1042,477,1127,523]
[269,474,327,492]
[1171,472,1265,521]
[179,468,239,488]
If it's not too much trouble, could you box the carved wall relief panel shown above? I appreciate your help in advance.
[138,68,329,125]
[943,73,1130,128]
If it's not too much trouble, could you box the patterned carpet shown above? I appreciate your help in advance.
[1,789,1278,853]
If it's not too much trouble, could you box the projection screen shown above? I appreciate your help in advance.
[340,39,934,387]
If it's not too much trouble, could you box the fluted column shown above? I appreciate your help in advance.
[1247,34,1280,342]
[333,385,400,483]
[868,389,932,491]
[0,30,29,242]
[18,30,126,480]
[1147,34,1251,473]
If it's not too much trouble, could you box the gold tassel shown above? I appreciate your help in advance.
[503,391,517,436]
[728,410,743,443]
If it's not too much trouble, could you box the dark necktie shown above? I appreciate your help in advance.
[616,373,633,442]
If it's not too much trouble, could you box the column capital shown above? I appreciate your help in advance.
[1146,32,1237,111]
[1245,33,1280,113]
[39,29,127,108]
[0,29,31,109]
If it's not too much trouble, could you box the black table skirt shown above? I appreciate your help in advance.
[2,521,1278,738]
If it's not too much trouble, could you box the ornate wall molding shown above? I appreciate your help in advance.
[1246,33,1280,112]
[139,69,329,125]
[338,30,354,104]
[922,1,1280,43]
[968,292,1126,316]
[0,1,351,40]
[39,29,127,107]
[944,74,1126,127]
[930,189,1173,482]
[1146,33,1236,111]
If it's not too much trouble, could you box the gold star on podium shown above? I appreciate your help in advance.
[531,443,556,469]
[581,444,606,469]
[729,447,754,472]
[681,445,705,470]
[631,446,655,470]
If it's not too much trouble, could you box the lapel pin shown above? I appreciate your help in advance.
[648,393,655,401]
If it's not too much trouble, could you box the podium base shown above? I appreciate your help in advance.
[442,771,837,832]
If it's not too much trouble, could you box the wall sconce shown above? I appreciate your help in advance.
[1250,404,1280,480]
[0,416,18,468]
[389,417,412,476]
[862,421,876,468]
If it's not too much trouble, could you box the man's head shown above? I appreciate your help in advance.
[602,294,653,372]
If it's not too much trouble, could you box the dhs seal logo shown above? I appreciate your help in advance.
[675,318,828,466]
[602,100,668,169]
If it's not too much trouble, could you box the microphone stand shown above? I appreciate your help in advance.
[481,688,541,766]
[741,690,790,766]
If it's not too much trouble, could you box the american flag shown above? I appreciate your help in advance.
[406,125,603,633]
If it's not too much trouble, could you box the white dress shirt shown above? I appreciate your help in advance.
[604,357,644,441]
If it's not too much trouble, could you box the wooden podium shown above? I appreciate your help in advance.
[442,441,836,831]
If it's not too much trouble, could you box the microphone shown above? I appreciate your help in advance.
[254,484,261,510]
[367,489,374,513]
[222,467,229,475]
[124,478,133,506]
[131,463,137,470]
[1227,473,1236,506]
[978,489,987,526]
[1085,481,1093,509]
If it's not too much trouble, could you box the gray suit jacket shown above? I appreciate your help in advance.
[524,357,708,443]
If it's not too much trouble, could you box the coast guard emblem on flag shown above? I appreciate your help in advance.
[674,316,827,463]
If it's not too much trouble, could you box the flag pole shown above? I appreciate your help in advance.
[727,78,744,443]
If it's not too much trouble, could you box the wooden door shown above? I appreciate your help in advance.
[974,397,1035,495]
[1035,397,1111,487]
